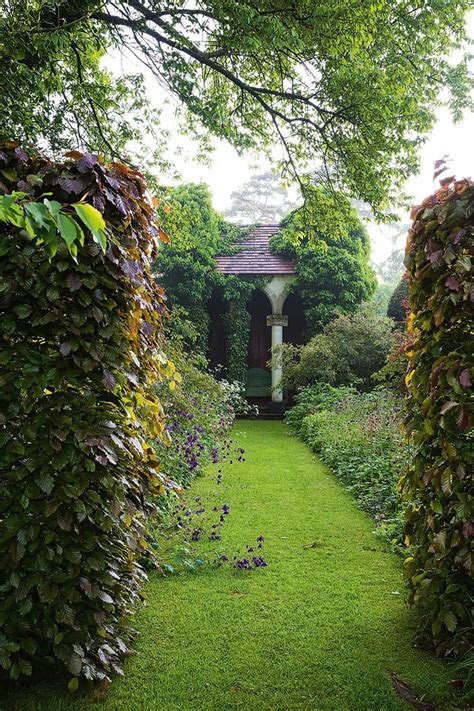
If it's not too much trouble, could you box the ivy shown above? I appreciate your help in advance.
[401,176,473,657]
[155,184,264,381]
[221,279,254,383]
[0,143,176,685]
[270,188,377,333]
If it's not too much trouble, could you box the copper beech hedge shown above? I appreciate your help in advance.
[0,143,178,686]
[402,176,473,657]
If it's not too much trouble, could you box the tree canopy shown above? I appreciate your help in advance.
[1,1,472,217]
[224,172,295,224]
[272,188,377,331]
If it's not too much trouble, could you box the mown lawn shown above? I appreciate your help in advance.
[1,421,460,710]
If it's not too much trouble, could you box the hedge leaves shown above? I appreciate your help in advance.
[0,143,173,684]
[401,177,473,656]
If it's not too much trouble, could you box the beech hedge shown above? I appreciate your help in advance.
[0,143,175,685]
[401,177,473,656]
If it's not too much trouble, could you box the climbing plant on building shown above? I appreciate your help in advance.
[271,188,377,332]
[0,142,177,686]
[154,183,267,381]
[401,175,473,657]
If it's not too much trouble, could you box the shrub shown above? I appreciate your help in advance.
[280,305,395,392]
[0,145,173,685]
[401,177,473,656]
[372,328,412,394]
[387,277,409,322]
[284,383,356,436]
[153,342,234,491]
[293,387,408,549]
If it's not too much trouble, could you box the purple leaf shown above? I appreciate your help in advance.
[141,320,154,336]
[121,259,142,279]
[459,369,471,389]
[102,369,116,390]
[389,672,434,710]
[66,273,83,292]
[429,250,443,264]
[14,147,29,162]
[16,180,32,194]
[77,153,99,173]
[445,275,459,291]
[452,228,466,244]
[58,176,89,195]
[104,174,120,190]
[92,193,106,213]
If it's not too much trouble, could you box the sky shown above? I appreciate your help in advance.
[110,15,473,267]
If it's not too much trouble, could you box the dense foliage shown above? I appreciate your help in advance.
[0,144,174,685]
[271,189,377,330]
[287,385,408,549]
[2,2,471,219]
[154,184,222,352]
[153,342,235,491]
[0,4,163,167]
[387,277,409,322]
[155,183,262,381]
[401,177,473,657]
[280,306,395,392]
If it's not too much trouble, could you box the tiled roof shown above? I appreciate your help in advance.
[216,224,295,275]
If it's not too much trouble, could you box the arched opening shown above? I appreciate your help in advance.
[283,292,307,346]
[246,290,272,398]
[207,287,228,374]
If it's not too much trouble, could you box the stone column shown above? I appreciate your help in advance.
[267,314,288,402]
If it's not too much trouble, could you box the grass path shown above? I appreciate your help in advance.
[1,421,458,711]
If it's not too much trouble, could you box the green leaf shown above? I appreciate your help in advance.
[443,610,457,632]
[68,677,79,693]
[57,213,79,255]
[24,202,49,230]
[38,473,54,495]
[73,203,107,252]
[0,168,18,181]
[18,658,32,676]
[44,199,62,219]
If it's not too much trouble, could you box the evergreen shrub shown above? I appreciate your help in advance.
[295,387,408,549]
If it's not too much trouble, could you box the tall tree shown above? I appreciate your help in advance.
[376,248,405,285]
[1,1,471,218]
[224,172,295,224]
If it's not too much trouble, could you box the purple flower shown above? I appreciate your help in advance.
[191,529,202,542]
[222,505,230,515]
[234,558,252,570]
[251,556,268,568]
[256,535,265,543]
